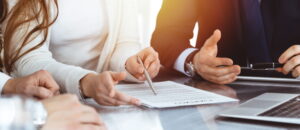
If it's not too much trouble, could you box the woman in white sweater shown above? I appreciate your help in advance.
[2,0,160,106]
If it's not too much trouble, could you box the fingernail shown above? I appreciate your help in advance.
[134,99,141,105]
[109,92,114,97]
[46,90,53,96]
[139,67,144,73]
[139,77,144,81]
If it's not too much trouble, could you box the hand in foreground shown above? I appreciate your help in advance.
[125,47,160,81]
[42,94,106,130]
[278,45,300,77]
[193,30,241,84]
[80,71,140,106]
[2,70,60,99]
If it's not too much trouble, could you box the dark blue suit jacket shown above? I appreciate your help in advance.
[151,0,300,68]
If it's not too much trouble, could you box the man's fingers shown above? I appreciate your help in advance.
[197,64,240,77]
[279,45,300,64]
[210,57,233,67]
[292,66,300,78]
[214,65,240,77]
[215,73,238,84]
[115,91,140,105]
[282,55,300,75]
[202,29,221,49]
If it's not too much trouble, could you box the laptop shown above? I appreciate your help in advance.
[219,93,300,124]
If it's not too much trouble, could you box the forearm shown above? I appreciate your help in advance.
[13,50,94,99]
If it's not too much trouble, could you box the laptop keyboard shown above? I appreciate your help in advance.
[259,96,300,118]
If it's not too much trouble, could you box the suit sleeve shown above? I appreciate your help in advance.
[151,0,199,68]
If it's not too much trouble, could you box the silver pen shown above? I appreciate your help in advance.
[137,56,158,95]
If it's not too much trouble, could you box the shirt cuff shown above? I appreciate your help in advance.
[173,48,198,75]
[0,73,11,96]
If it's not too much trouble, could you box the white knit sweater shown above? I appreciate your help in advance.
[3,0,143,99]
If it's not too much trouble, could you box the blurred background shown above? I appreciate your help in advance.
[137,0,198,47]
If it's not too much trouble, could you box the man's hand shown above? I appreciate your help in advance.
[80,71,140,106]
[125,47,160,81]
[193,30,241,84]
[278,45,300,77]
[2,70,60,99]
[42,94,106,130]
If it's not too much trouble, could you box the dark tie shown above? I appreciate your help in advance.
[240,0,271,63]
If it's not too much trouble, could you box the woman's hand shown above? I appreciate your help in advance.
[80,71,140,106]
[125,47,160,81]
[278,45,300,77]
[42,94,106,130]
[2,70,60,99]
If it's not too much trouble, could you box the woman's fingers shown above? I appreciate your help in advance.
[144,52,158,69]
[110,72,126,82]
[28,86,53,99]
[126,47,160,80]
[147,59,160,78]
[126,56,144,75]
[104,96,127,106]
[33,70,60,94]
[115,91,140,105]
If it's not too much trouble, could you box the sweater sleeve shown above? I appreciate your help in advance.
[109,0,144,82]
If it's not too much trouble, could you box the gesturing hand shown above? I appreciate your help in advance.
[193,30,241,84]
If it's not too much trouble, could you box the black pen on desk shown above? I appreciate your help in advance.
[251,62,283,69]
[218,62,283,70]
[137,56,158,95]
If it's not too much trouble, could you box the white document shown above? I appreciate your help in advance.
[116,81,238,108]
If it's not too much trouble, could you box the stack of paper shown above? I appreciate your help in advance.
[116,81,238,108]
